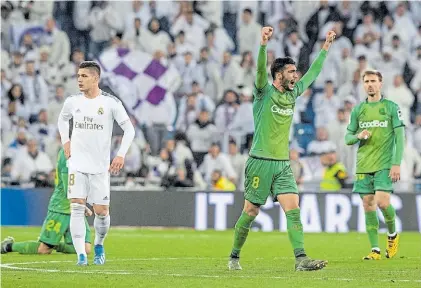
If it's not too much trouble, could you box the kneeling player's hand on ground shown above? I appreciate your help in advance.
[109,156,125,175]
[389,165,400,182]
[357,129,371,140]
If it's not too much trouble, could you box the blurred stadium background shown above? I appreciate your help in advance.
[1,0,421,232]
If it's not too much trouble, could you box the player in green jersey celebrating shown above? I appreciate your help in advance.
[1,148,92,255]
[345,70,404,260]
[228,27,335,271]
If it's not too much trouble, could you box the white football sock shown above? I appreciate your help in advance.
[94,214,110,246]
[70,203,87,256]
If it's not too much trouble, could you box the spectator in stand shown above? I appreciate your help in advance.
[221,51,244,93]
[47,85,66,126]
[227,140,246,190]
[307,127,336,156]
[171,3,209,57]
[29,109,55,148]
[187,109,218,166]
[237,8,261,55]
[9,51,25,82]
[338,69,365,103]
[313,80,341,128]
[214,89,239,141]
[199,142,236,185]
[38,46,61,88]
[19,34,39,62]
[227,86,254,146]
[125,0,151,32]
[284,30,304,64]
[176,51,205,96]
[338,47,358,86]
[6,84,29,121]
[16,60,49,123]
[327,108,356,176]
[11,138,53,183]
[88,1,121,59]
[385,75,414,127]
[147,17,172,55]
[196,47,223,103]
[41,18,71,67]
[239,51,256,89]
[5,128,27,160]
[123,18,151,52]
[148,147,175,186]
[211,169,236,191]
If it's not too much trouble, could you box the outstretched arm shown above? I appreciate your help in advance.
[255,27,273,90]
[295,31,336,97]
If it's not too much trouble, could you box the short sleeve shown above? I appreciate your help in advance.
[391,103,405,129]
[347,106,359,133]
[113,101,130,126]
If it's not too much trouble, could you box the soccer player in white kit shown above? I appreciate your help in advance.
[58,61,135,266]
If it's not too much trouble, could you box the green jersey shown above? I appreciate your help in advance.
[250,46,327,160]
[47,149,70,214]
[347,98,405,174]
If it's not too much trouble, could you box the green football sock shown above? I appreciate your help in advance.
[381,205,396,235]
[55,243,76,254]
[12,241,40,254]
[285,208,306,258]
[365,211,379,249]
[230,211,256,258]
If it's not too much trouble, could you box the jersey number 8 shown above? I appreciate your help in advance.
[252,176,260,189]
[69,174,75,186]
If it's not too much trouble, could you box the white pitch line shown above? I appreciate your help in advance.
[1,258,420,283]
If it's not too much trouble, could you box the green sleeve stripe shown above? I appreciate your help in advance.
[347,128,357,133]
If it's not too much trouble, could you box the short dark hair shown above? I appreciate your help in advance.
[79,61,101,77]
[270,57,295,80]
[243,8,252,15]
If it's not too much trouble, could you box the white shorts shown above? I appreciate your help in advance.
[67,170,110,205]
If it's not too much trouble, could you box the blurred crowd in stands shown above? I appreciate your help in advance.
[1,0,421,192]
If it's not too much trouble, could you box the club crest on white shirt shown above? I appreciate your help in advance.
[98,107,104,115]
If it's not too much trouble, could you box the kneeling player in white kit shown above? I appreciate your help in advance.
[58,61,135,266]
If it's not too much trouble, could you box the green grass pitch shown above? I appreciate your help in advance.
[1,227,420,288]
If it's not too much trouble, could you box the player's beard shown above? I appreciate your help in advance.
[282,78,293,91]
[367,90,376,97]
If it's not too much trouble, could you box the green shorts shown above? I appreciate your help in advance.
[352,169,393,195]
[39,210,91,246]
[244,157,298,206]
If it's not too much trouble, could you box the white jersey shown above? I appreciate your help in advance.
[60,91,130,174]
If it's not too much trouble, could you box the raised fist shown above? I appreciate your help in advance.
[261,27,273,44]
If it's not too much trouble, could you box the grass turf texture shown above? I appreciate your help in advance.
[1,227,420,288]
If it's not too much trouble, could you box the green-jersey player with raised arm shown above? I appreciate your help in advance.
[345,70,404,260]
[1,148,92,255]
[228,27,336,271]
